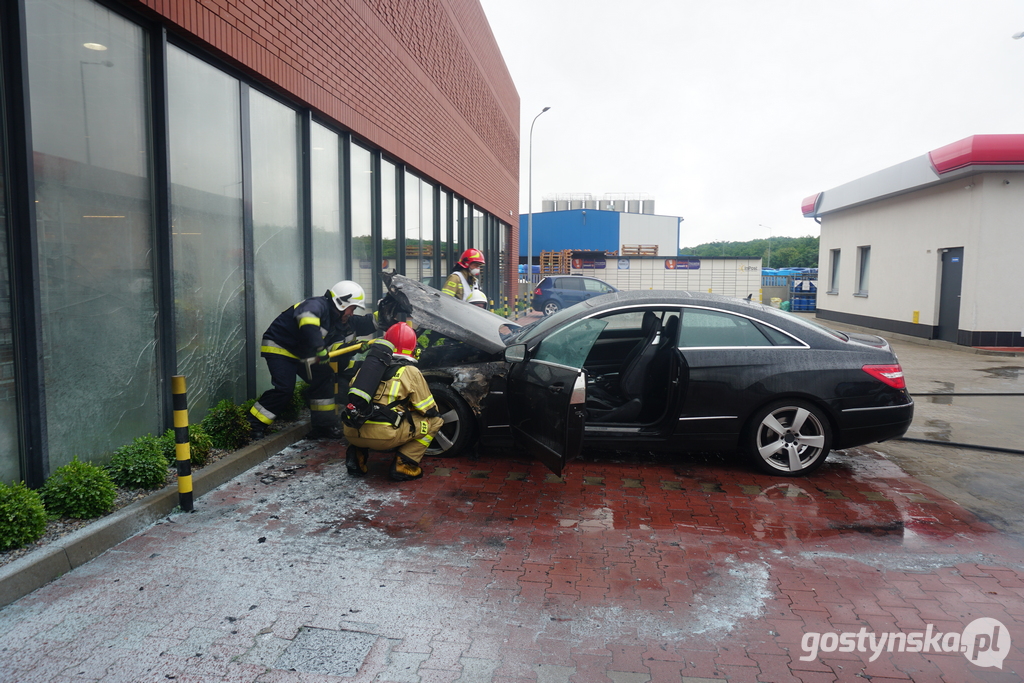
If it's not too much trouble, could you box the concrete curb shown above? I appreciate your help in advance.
[0,423,309,608]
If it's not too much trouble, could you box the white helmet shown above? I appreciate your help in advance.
[328,280,366,312]
[467,290,488,306]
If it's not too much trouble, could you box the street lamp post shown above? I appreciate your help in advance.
[759,224,774,269]
[527,106,551,284]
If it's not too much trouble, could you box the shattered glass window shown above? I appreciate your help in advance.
[28,0,160,466]
[168,45,245,414]
[250,90,302,393]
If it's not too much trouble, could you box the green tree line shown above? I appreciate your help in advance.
[679,235,819,268]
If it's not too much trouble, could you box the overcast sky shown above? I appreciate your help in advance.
[478,0,1024,247]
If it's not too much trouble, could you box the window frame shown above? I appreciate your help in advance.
[855,245,870,297]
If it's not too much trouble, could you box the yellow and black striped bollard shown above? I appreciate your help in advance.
[171,375,193,512]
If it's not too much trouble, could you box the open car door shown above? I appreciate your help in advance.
[505,317,605,476]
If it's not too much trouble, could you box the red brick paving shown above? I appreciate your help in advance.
[2,444,1024,682]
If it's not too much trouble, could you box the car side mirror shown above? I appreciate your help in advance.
[504,344,527,363]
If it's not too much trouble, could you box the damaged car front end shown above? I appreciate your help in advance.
[378,273,522,459]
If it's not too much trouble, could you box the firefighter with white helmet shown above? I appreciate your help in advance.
[248,280,377,440]
[342,322,444,481]
[466,289,488,308]
[441,247,485,300]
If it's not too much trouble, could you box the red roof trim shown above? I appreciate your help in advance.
[929,134,1024,174]
[801,192,821,216]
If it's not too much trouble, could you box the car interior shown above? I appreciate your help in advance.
[582,308,682,424]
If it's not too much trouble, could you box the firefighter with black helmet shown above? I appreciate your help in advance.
[248,280,377,440]
[342,322,443,481]
[441,247,485,300]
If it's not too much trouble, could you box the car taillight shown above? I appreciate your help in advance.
[533,288,542,296]
[862,364,906,389]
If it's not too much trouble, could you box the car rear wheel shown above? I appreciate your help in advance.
[425,382,475,458]
[542,300,561,316]
[745,400,832,476]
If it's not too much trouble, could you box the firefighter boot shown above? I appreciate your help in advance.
[346,445,369,476]
[247,415,267,441]
[390,453,423,481]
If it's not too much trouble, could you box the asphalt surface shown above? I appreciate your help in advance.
[2,318,1024,683]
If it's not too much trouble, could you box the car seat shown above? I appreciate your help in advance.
[589,311,662,422]
[637,315,680,422]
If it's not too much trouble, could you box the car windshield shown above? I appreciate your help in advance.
[507,304,582,344]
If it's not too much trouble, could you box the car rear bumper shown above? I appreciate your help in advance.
[834,400,914,449]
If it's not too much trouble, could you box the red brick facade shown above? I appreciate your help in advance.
[126,0,520,286]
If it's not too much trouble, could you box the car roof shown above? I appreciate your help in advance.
[383,274,881,354]
[520,289,862,348]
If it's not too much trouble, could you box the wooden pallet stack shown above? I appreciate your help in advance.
[539,250,572,274]
[621,244,658,256]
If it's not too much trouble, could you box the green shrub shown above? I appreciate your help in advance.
[40,456,117,519]
[108,435,169,490]
[201,399,252,451]
[0,481,48,551]
[158,424,213,468]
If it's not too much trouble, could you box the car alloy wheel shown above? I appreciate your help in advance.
[425,382,475,458]
[747,399,832,476]
[543,300,561,316]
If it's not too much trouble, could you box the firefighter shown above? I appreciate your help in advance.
[441,248,485,300]
[342,322,444,481]
[248,280,377,440]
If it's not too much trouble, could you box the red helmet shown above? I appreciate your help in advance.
[384,322,418,358]
[458,248,486,269]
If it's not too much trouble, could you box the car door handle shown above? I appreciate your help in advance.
[548,382,564,394]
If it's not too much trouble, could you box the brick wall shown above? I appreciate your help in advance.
[125,0,519,234]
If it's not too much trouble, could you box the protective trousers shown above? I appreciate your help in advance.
[343,414,444,464]
[249,354,338,429]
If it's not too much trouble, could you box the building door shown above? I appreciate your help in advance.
[937,247,964,343]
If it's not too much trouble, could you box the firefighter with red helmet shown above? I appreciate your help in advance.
[248,280,377,440]
[342,322,444,481]
[441,248,485,300]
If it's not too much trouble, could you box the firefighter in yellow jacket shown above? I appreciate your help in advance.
[440,248,485,300]
[342,322,444,481]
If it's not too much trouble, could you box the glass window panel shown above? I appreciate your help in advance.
[310,123,342,291]
[168,45,245,414]
[350,143,373,296]
[679,308,771,348]
[27,0,159,467]
[250,90,302,393]
[421,181,434,285]
[535,318,606,369]
[381,159,397,273]
[829,249,840,293]
[499,222,508,309]
[438,191,450,287]
[0,64,17,482]
[857,246,870,295]
[404,172,421,282]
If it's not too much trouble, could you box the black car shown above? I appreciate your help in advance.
[379,274,914,477]
[531,275,617,316]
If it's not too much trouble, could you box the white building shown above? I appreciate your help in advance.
[802,134,1024,349]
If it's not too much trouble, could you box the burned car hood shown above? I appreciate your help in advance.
[380,273,520,355]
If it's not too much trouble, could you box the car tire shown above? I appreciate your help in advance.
[542,300,561,316]
[744,399,832,476]
[425,382,476,458]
